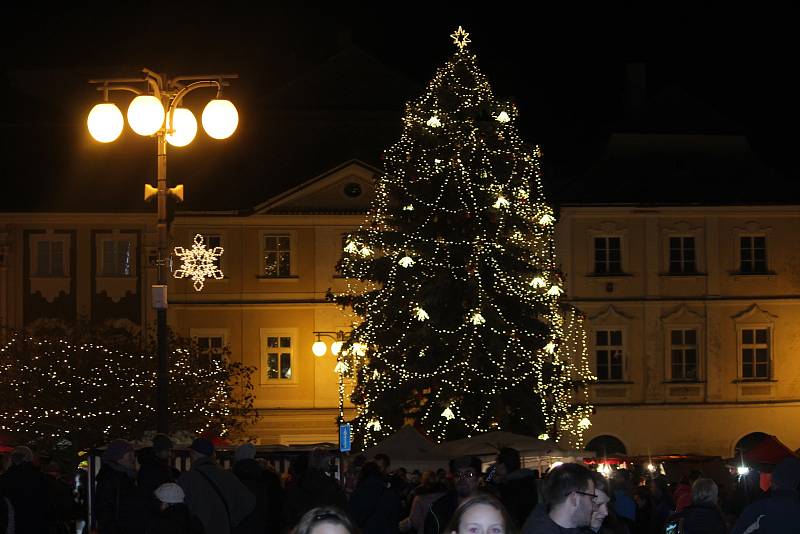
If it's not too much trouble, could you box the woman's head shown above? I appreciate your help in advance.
[692,478,718,506]
[446,495,515,534]
[421,469,438,488]
[591,489,610,530]
[292,507,357,534]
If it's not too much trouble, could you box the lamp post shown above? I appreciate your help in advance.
[311,330,348,422]
[87,68,239,434]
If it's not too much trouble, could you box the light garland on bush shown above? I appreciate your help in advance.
[334,28,594,448]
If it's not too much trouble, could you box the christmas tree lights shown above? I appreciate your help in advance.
[335,29,594,449]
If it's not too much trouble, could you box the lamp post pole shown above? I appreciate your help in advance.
[87,69,239,435]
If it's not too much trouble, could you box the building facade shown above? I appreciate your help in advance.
[558,203,800,458]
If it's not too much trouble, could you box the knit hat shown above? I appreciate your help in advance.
[772,456,800,490]
[154,482,185,504]
[189,437,215,457]
[152,433,173,453]
[102,439,134,463]
[234,443,256,463]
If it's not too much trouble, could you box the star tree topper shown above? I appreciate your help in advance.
[173,234,224,291]
[450,26,471,50]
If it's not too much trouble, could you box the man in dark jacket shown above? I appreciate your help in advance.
[138,434,179,502]
[94,439,149,534]
[0,446,51,534]
[493,447,539,529]
[668,478,726,534]
[731,456,800,534]
[232,443,285,534]
[521,462,596,534]
[348,460,401,534]
[423,456,482,534]
[284,448,347,528]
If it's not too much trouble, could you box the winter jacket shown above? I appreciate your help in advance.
[521,503,587,534]
[400,490,446,533]
[0,461,51,534]
[146,503,205,534]
[423,491,459,534]
[497,468,539,529]
[94,461,149,534]
[348,473,402,534]
[232,458,285,534]
[137,448,179,501]
[673,484,692,514]
[669,503,727,534]
[177,457,256,534]
[284,468,347,528]
[731,489,800,534]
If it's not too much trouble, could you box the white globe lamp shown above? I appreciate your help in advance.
[166,108,198,147]
[202,99,238,139]
[331,341,343,356]
[127,95,165,136]
[87,103,124,143]
[312,340,327,357]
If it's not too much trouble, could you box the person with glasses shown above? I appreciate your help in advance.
[291,507,357,534]
[521,462,597,534]
[424,456,483,534]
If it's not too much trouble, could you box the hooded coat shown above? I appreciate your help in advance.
[348,472,401,534]
[94,461,149,534]
[232,458,285,534]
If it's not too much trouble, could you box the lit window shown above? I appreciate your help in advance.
[596,329,624,381]
[740,236,767,273]
[203,234,223,270]
[669,237,696,274]
[741,328,770,379]
[266,335,293,380]
[264,235,291,277]
[594,237,622,274]
[101,239,133,277]
[35,240,65,277]
[670,329,698,380]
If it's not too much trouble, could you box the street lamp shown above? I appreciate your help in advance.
[311,331,349,423]
[87,68,239,434]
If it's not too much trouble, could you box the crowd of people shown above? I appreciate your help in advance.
[1,436,799,534]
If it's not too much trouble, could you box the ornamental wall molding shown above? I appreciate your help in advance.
[660,221,704,235]
[731,303,778,323]
[661,304,705,323]
[588,305,634,324]
[732,221,773,234]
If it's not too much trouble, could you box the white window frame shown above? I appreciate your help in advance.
[667,236,697,274]
[593,236,623,275]
[593,327,626,382]
[738,234,768,274]
[97,234,136,278]
[189,328,229,359]
[738,325,772,381]
[668,327,701,381]
[259,231,297,278]
[30,233,70,278]
[259,328,298,385]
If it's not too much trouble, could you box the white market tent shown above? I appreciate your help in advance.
[361,425,451,472]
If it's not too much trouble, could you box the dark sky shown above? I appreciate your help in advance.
[2,4,798,209]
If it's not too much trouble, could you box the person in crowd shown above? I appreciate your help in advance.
[445,494,516,534]
[285,448,348,528]
[94,439,148,534]
[424,456,483,534]
[666,478,726,534]
[177,437,255,534]
[401,470,448,534]
[43,461,79,534]
[0,446,51,534]
[632,485,655,534]
[591,473,630,534]
[437,468,450,488]
[343,454,367,499]
[138,434,179,502]
[0,490,12,534]
[492,447,538,529]
[521,462,596,534]
[291,506,357,534]
[392,467,414,506]
[649,476,673,531]
[146,482,205,534]
[674,470,703,514]
[232,442,285,534]
[375,453,392,478]
[731,456,800,534]
[609,469,636,532]
[348,460,402,533]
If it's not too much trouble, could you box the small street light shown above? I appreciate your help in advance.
[87,68,238,434]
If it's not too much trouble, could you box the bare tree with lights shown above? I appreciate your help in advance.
[335,28,595,448]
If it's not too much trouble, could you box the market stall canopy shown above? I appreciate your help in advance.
[743,434,796,465]
[361,426,450,471]
[440,431,561,457]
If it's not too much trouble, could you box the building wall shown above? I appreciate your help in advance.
[557,206,800,457]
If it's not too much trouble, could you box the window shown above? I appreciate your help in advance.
[596,329,624,381]
[101,239,133,277]
[203,234,223,270]
[669,237,696,274]
[741,328,770,379]
[264,234,291,278]
[594,237,622,274]
[265,335,293,380]
[670,329,698,380]
[740,236,767,273]
[35,240,65,277]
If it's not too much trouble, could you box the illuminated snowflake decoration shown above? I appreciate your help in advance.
[173,234,224,291]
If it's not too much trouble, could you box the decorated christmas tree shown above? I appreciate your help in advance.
[336,28,595,448]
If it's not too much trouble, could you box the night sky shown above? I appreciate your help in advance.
[2,5,798,210]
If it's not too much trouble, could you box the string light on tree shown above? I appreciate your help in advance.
[334,28,594,449]
[173,234,224,291]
